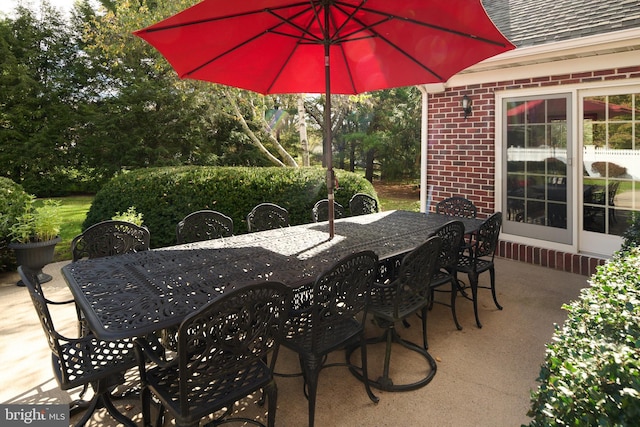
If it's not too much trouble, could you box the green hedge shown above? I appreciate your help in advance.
[84,166,377,248]
[527,246,640,426]
[0,177,32,272]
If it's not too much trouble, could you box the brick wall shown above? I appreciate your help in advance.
[427,66,640,275]
[496,240,606,276]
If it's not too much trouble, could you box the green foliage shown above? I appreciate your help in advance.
[526,247,640,426]
[0,4,81,196]
[0,177,32,270]
[621,212,640,253]
[84,166,376,247]
[0,177,32,239]
[111,206,144,226]
[8,198,62,243]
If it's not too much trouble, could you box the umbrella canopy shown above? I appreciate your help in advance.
[134,0,515,236]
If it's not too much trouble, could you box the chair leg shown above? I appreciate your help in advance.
[420,306,429,350]
[347,324,437,392]
[450,277,462,330]
[140,385,152,427]
[468,272,482,328]
[264,379,278,427]
[300,356,322,427]
[489,266,502,310]
[72,391,100,427]
[359,336,379,404]
[74,380,137,427]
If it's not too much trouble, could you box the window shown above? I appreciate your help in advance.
[502,94,572,244]
[582,93,640,237]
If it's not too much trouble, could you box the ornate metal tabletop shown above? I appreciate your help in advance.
[62,211,482,340]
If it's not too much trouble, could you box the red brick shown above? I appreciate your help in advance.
[572,255,581,274]
[555,252,564,271]
[548,250,556,269]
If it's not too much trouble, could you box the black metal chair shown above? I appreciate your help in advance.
[428,220,465,333]
[71,220,150,261]
[247,203,290,232]
[175,209,233,244]
[351,236,442,392]
[456,212,503,328]
[135,282,291,427]
[18,266,139,427]
[435,196,478,218]
[311,199,345,222]
[71,220,150,338]
[349,193,379,216]
[283,251,379,427]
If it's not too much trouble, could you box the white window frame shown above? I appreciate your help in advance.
[495,78,640,256]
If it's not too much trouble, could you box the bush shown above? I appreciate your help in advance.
[591,162,627,178]
[526,247,640,426]
[0,177,32,272]
[621,212,640,253]
[84,166,376,248]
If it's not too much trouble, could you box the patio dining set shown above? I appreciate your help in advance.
[20,195,503,427]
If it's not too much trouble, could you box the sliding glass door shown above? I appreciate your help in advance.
[580,89,640,254]
[503,94,572,244]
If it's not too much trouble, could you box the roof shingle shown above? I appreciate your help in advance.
[483,0,640,47]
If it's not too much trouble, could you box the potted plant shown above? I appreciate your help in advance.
[8,197,62,286]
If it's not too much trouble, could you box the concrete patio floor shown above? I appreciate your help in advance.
[0,257,590,426]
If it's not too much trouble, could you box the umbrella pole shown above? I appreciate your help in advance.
[324,16,335,239]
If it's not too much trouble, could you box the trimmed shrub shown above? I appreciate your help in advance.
[591,162,627,178]
[526,247,640,426]
[84,166,377,248]
[0,177,32,272]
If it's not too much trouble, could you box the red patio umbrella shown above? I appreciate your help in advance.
[134,0,515,237]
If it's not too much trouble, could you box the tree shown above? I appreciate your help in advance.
[79,0,301,170]
[0,3,80,194]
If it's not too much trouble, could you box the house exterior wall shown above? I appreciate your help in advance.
[426,65,640,275]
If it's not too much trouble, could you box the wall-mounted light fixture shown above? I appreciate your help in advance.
[461,94,472,119]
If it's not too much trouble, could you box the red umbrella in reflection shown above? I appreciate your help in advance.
[135,0,514,237]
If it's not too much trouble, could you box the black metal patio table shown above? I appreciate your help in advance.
[62,210,483,341]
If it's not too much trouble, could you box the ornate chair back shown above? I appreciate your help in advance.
[430,220,465,271]
[435,196,477,218]
[71,220,150,261]
[349,193,379,216]
[381,236,442,318]
[246,203,290,232]
[473,212,502,261]
[176,210,233,244]
[311,199,345,222]
[136,282,291,426]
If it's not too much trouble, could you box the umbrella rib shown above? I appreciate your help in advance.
[183,7,315,78]
[137,2,311,33]
[342,13,444,81]
[183,31,269,78]
[356,4,511,47]
[371,32,444,81]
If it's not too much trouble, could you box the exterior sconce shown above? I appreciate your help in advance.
[462,94,472,119]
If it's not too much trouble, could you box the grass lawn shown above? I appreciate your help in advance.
[49,196,93,262]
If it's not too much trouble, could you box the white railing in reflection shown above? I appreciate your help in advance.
[507,146,640,178]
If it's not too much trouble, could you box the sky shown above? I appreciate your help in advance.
[0,0,78,17]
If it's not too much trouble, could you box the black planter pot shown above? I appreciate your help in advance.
[9,236,61,286]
